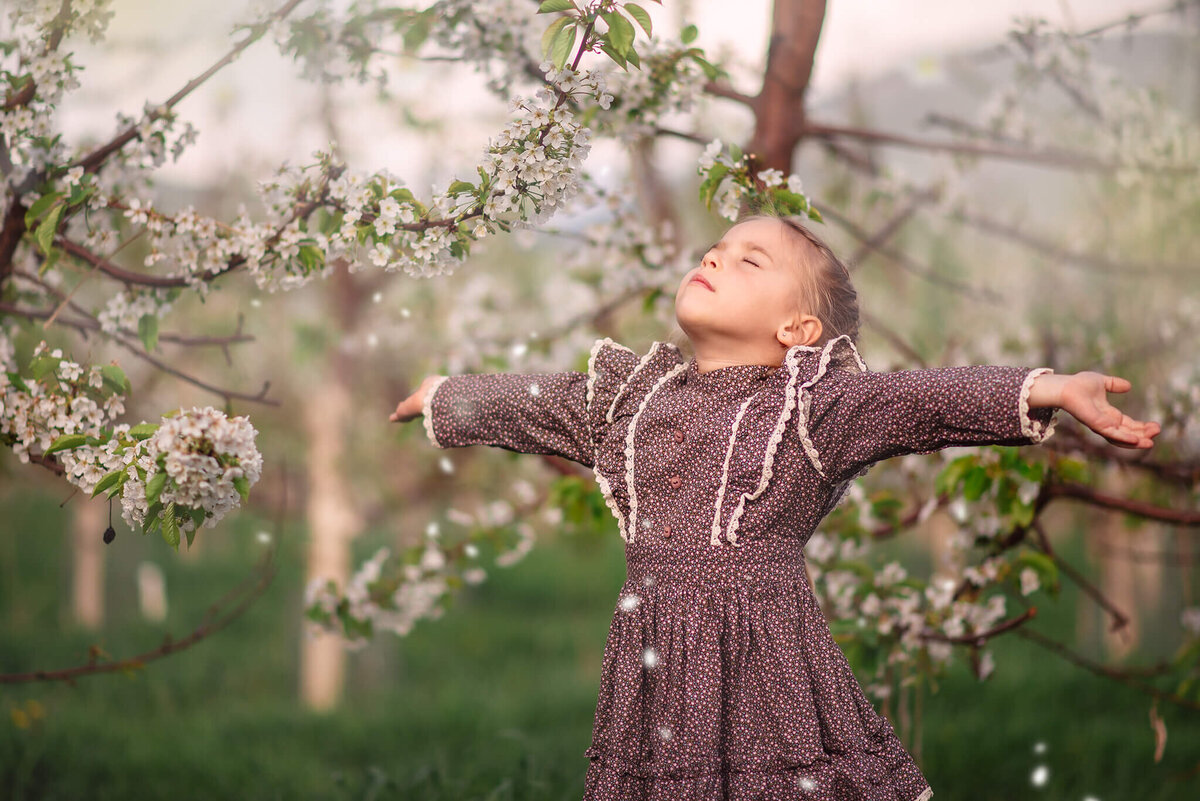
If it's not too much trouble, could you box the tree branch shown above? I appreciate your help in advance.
[1047,481,1200,526]
[802,121,1197,175]
[72,0,307,175]
[0,469,284,685]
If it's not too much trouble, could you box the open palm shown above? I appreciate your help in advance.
[1059,372,1161,449]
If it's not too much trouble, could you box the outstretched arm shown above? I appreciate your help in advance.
[805,365,1159,483]
[389,370,597,467]
[1025,371,1160,449]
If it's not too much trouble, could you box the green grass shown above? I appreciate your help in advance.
[1,489,1198,800]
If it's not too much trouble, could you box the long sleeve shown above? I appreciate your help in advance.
[804,364,1059,483]
[421,370,596,467]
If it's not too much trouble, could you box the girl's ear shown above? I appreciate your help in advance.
[778,315,823,348]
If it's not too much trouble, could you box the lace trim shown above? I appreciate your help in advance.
[593,464,628,543]
[915,786,934,801]
[722,345,807,547]
[421,375,451,449]
[794,335,868,478]
[709,392,758,548]
[1019,367,1058,443]
[586,338,637,541]
[607,340,669,425]
[624,360,688,545]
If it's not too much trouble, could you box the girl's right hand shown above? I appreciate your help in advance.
[389,375,444,423]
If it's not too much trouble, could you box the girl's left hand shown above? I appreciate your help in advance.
[1053,372,1162,449]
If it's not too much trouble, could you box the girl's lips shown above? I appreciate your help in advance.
[691,275,714,291]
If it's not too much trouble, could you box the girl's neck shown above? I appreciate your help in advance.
[687,340,789,375]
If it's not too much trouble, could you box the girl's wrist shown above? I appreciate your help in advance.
[1026,372,1067,408]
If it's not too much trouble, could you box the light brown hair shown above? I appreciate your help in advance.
[740,212,861,346]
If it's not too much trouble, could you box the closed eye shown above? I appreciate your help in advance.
[744,259,759,268]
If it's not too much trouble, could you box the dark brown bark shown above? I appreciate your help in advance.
[748,0,827,171]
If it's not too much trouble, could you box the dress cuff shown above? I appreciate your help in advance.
[1018,368,1058,444]
[421,375,450,449]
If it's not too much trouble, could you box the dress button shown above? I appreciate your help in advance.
[663,524,672,538]
[668,474,682,489]
[674,428,685,443]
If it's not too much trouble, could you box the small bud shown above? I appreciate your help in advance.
[103,525,116,544]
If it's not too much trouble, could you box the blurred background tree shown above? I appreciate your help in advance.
[2,1,1199,798]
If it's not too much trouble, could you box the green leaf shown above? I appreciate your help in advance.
[400,8,434,53]
[91,469,123,498]
[34,202,63,256]
[540,15,571,60]
[687,51,720,80]
[537,0,574,12]
[137,313,159,352]
[5,371,29,393]
[233,475,250,503]
[45,433,87,455]
[962,465,990,501]
[598,40,627,70]
[602,11,635,57]
[447,179,475,195]
[146,470,167,507]
[625,46,640,69]
[161,502,180,551]
[24,191,64,227]
[680,23,698,44]
[100,364,131,395]
[549,21,577,70]
[624,3,652,37]
[127,422,158,440]
[142,500,163,534]
[29,354,60,381]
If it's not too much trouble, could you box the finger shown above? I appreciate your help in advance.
[1104,375,1131,394]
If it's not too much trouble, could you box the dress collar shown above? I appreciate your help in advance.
[680,356,779,386]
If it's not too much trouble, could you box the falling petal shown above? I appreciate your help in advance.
[642,647,658,668]
[1030,765,1049,787]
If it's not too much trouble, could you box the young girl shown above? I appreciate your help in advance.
[389,214,1159,801]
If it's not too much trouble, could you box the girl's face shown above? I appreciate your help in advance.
[674,218,812,349]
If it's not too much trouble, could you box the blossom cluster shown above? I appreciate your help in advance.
[1,331,262,543]
[429,0,543,96]
[580,36,709,142]
[696,138,816,222]
[304,536,456,649]
[0,0,114,189]
[0,334,126,466]
[304,478,556,645]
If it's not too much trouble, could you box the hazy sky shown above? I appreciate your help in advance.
[57,0,1172,189]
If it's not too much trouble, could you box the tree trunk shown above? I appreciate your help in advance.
[299,374,363,711]
[70,497,106,629]
[748,0,827,171]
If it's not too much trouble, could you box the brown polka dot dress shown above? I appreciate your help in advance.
[422,335,1058,801]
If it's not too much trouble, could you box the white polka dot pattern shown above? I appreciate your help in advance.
[423,336,1059,801]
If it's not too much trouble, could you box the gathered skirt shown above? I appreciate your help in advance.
[581,538,934,801]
